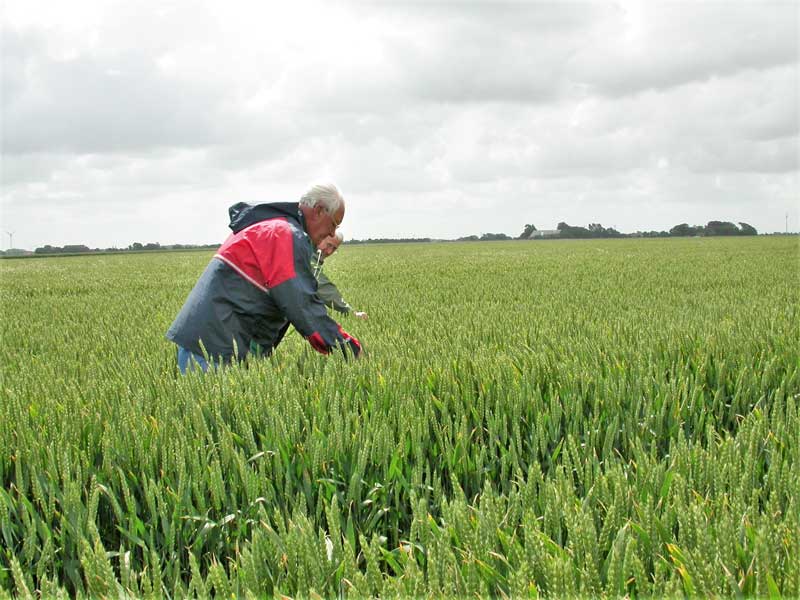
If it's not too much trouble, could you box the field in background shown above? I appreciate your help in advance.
[1,237,798,598]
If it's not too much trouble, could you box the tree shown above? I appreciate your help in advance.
[62,245,91,253]
[129,242,143,251]
[705,221,739,236]
[738,222,758,236]
[518,224,537,239]
[669,223,696,237]
[556,222,591,238]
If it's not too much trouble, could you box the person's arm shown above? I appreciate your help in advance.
[316,269,353,314]
[263,233,361,357]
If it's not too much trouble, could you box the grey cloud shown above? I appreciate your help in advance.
[571,3,798,97]
[1,149,230,222]
[422,101,653,184]
[2,28,226,155]
[740,102,799,142]
[264,3,603,112]
[335,137,447,195]
[535,134,651,178]
[204,115,305,172]
[554,64,799,175]
[329,3,796,109]
[380,4,602,104]
[205,104,451,178]
[1,28,37,106]
[0,153,63,186]
[324,108,448,153]
[737,67,799,142]
[680,137,798,174]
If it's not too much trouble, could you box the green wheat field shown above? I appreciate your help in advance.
[1,237,798,598]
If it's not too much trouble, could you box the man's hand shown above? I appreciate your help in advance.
[307,327,362,359]
[354,311,368,320]
[337,325,362,359]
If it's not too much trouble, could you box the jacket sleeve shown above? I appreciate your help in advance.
[315,269,352,314]
[268,233,361,357]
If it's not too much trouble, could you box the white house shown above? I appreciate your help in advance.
[527,229,560,239]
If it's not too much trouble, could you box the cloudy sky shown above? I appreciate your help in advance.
[1,0,798,249]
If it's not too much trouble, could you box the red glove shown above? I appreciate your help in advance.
[306,328,362,359]
[337,325,362,359]
[307,332,330,355]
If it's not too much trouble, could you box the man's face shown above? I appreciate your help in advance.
[319,235,341,258]
[303,203,344,248]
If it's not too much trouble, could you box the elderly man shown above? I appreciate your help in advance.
[166,183,362,373]
[312,232,368,319]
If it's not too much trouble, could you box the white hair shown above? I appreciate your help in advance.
[334,231,344,243]
[299,183,343,215]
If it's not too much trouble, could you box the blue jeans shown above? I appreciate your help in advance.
[177,346,211,375]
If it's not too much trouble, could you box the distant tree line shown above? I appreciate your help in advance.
[515,220,759,240]
[668,221,758,237]
[346,237,433,245]
[348,221,760,244]
[0,250,34,258]
[32,242,219,255]
[456,233,513,242]
[555,222,625,239]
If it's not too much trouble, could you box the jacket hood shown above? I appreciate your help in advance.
[228,202,306,234]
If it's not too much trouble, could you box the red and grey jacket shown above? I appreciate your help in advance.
[166,202,361,362]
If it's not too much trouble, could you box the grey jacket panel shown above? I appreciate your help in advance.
[166,259,282,360]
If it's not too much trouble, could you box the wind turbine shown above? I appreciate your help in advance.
[5,231,13,250]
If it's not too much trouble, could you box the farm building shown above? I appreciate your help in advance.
[527,229,560,239]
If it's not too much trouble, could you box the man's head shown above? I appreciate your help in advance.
[319,231,343,257]
[299,184,345,248]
